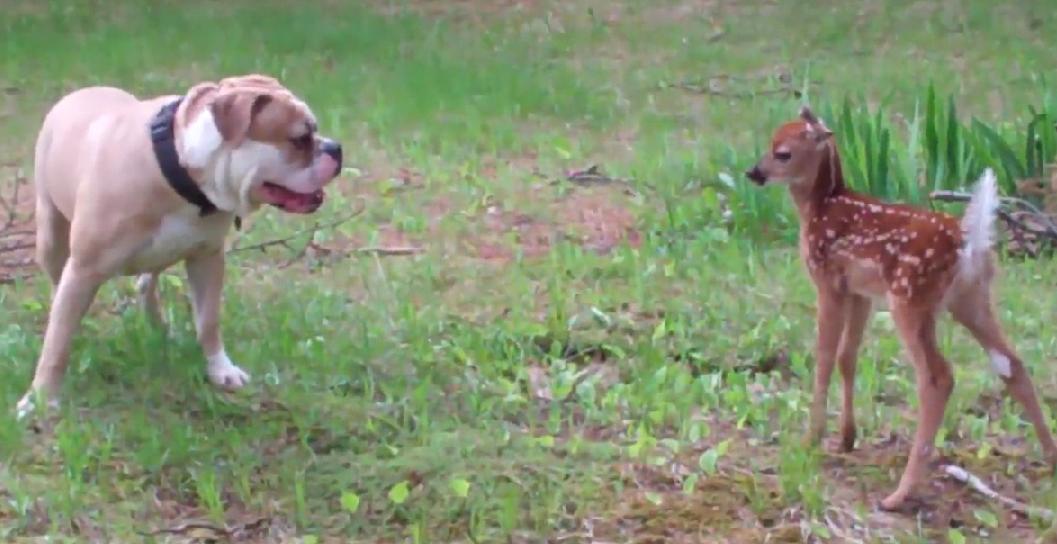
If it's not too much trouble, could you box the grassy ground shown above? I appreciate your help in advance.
[2,0,1057,542]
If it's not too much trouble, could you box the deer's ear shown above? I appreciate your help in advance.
[799,106,818,124]
[803,118,833,144]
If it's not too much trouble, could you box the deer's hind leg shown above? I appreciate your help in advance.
[880,300,953,511]
[949,282,1057,463]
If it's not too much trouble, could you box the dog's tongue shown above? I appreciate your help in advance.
[259,183,324,213]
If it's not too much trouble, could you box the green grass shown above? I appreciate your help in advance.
[3,0,1057,541]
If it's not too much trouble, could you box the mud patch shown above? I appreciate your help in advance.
[466,185,643,263]
[0,169,36,284]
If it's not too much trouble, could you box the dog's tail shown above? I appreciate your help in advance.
[957,168,999,279]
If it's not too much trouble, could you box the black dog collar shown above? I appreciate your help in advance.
[149,99,242,230]
[149,98,218,217]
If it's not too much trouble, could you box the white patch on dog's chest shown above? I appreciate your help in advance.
[122,211,230,274]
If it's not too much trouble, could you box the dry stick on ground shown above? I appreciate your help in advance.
[930,190,1057,249]
[226,198,368,256]
[226,198,423,265]
[0,171,24,230]
[559,163,647,196]
[659,72,800,99]
[941,464,1056,521]
[138,519,232,538]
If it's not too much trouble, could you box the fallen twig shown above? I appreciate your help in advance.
[0,271,33,285]
[0,171,25,230]
[351,246,424,256]
[0,229,33,239]
[941,464,1055,521]
[930,190,1057,258]
[563,164,632,187]
[659,72,800,99]
[226,198,367,256]
[139,519,232,537]
[556,163,645,197]
[930,189,1057,238]
[1,241,34,254]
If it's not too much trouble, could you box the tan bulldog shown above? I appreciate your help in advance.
[19,74,342,418]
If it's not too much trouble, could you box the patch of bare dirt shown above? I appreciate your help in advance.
[143,488,296,542]
[369,0,542,24]
[573,421,1057,543]
[0,167,36,284]
[466,183,643,263]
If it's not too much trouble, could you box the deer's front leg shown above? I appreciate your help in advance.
[836,295,872,452]
[185,251,249,390]
[807,286,847,446]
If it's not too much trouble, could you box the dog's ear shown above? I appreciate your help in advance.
[179,83,224,169]
[210,91,273,146]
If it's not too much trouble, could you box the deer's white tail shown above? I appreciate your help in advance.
[957,168,999,277]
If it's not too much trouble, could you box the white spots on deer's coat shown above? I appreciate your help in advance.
[989,349,1012,378]
[925,248,935,258]
[826,229,836,239]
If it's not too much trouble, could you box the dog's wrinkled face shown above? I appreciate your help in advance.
[179,75,343,214]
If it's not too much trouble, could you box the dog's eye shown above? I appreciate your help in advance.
[774,150,792,161]
[290,134,313,150]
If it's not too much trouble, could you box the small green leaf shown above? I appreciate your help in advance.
[450,478,470,498]
[698,447,720,475]
[340,491,360,513]
[682,473,699,495]
[651,320,667,343]
[388,481,410,505]
[947,528,966,544]
[164,274,184,289]
[973,508,999,528]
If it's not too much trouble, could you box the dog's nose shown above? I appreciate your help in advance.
[320,139,342,170]
[745,166,766,185]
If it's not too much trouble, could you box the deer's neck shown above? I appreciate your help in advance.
[790,143,847,220]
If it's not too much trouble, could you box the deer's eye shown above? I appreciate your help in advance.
[774,150,792,161]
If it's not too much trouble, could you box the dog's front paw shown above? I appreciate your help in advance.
[15,390,60,421]
[207,351,251,390]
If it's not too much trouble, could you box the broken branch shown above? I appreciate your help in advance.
[227,198,367,256]
[139,519,231,537]
[941,464,1055,521]
[351,246,424,256]
[930,190,1057,237]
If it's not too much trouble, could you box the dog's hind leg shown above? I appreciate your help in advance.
[34,195,70,287]
[135,272,166,327]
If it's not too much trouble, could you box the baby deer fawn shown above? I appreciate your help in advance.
[745,107,1057,510]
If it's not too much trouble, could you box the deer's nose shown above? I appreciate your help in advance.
[746,165,767,185]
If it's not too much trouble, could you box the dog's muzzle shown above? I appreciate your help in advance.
[320,139,342,172]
